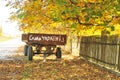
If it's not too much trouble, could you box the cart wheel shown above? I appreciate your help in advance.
[56,47,62,58]
[28,46,33,61]
[24,45,28,56]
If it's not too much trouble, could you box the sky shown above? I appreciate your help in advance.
[0,0,21,36]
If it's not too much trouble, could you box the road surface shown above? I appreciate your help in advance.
[0,37,25,60]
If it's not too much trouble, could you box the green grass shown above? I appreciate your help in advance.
[0,36,13,42]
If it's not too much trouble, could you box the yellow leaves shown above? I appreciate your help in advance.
[76,2,85,7]
[89,0,97,3]
[88,0,102,3]
[111,17,120,25]
[102,15,112,22]
[0,60,24,79]
[20,1,50,33]
[41,17,51,24]
[73,25,104,36]
[9,14,16,21]
[76,25,84,31]
[21,0,68,34]
[94,26,103,30]
[72,25,86,36]
[8,0,120,36]
[0,55,119,79]
[110,24,120,35]
[95,18,103,24]
[47,3,57,10]
[48,22,68,34]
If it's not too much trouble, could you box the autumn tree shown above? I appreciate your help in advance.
[49,0,120,35]
[7,0,120,35]
[6,0,120,55]
[7,0,66,34]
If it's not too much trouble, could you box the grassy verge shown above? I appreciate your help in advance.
[0,36,13,42]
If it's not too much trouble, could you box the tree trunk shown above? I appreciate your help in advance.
[71,36,81,56]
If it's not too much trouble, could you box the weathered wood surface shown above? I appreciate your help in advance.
[80,35,120,71]
[22,33,67,45]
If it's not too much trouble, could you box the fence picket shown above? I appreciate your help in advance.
[80,35,120,71]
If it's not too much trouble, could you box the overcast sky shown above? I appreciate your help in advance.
[0,0,21,36]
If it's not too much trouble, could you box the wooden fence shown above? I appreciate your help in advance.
[80,35,120,72]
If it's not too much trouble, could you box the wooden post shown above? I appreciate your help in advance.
[101,30,107,66]
[118,44,120,71]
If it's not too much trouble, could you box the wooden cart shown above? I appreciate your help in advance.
[22,33,67,61]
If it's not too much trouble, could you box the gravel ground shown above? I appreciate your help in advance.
[0,37,24,60]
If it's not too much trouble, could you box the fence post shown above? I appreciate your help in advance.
[118,44,120,71]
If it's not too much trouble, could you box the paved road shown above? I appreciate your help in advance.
[0,37,25,60]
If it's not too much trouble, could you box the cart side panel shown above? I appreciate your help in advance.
[28,33,67,45]
[22,34,28,42]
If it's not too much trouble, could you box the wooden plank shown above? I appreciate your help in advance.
[80,35,120,71]
[22,34,28,42]
[118,45,120,71]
